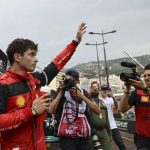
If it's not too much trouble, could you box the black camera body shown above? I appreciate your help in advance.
[61,75,83,104]
[120,62,139,82]
[62,76,76,91]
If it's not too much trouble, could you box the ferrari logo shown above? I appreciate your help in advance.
[17,96,25,107]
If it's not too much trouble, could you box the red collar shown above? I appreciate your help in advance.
[7,69,40,90]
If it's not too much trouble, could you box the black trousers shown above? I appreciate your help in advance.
[134,133,150,150]
[59,137,92,150]
[112,128,126,150]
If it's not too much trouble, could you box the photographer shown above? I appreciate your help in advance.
[49,69,100,150]
[0,23,86,150]
[119,64,150,149]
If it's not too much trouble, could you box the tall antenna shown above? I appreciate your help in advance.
[123,51,144,69]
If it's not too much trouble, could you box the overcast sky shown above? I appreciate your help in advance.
[0,0,150,69]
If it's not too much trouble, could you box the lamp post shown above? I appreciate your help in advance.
[85,42,108,86]
[89,30,116,86]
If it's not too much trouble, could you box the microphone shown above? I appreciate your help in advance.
[121,62,136,68]
[36,66,48,85]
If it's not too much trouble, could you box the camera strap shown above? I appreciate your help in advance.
[66,92,79,124]
[65,88,82,124]
[66,102,79,124]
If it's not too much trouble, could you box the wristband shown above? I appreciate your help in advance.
[31,107,37,116]
[75,37,81,43]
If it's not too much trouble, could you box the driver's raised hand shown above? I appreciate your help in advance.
[76,22,86,42]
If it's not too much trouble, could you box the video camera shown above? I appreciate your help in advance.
[120,62,140,82]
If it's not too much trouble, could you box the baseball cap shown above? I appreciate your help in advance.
[65,69,79,80]
[101,85,111,91]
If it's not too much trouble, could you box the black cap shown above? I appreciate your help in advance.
[65,69,79,80]
[101,85,111,91]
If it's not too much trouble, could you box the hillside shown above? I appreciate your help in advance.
[72,55,150,78]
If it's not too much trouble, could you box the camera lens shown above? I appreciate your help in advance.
[120,73,137,82]
[62,78,75,91]
[120,73,129,82]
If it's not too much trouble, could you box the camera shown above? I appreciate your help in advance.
[62,76,76,91]
[120,62,139,82]
[61,75,83,103]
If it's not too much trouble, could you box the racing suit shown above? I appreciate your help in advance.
[0,40,78,150]
[128,90,150,149]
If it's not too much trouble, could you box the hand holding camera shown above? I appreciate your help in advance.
[69,88,83,103]
[69,87,82,97]
[128,77,147,91]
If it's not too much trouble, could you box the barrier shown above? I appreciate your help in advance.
[115,118,136,134]
[45,136,60,150]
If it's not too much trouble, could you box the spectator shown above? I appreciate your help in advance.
[89,81,112,150]
[100,85,126,150]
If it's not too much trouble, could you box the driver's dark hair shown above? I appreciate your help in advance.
[144,64,150,70]
[6,38,38,65]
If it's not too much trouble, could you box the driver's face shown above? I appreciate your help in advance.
[17,48,38,72]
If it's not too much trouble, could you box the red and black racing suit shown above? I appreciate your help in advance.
[0,40,78,150]
[128,90,150,149]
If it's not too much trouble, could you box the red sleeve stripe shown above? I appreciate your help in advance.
[53,40,78,71]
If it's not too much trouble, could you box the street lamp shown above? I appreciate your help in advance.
[89,30,116,86]
[85,42,108,86]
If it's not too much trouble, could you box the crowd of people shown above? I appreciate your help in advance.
[0,22,150,150]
